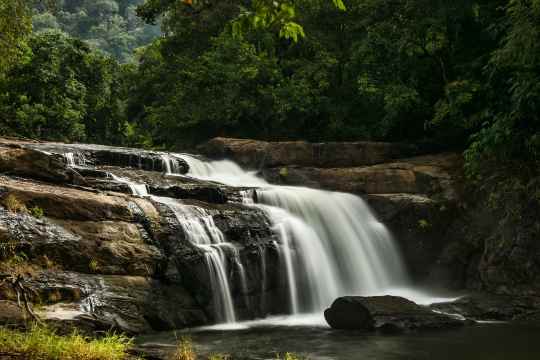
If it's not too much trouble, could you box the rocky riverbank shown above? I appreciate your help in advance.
[0,136,539,337]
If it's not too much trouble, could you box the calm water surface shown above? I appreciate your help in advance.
[137,319,540,360]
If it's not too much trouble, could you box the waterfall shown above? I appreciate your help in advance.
[153,197,239,323]
[109,173,149,197]
[64,152,87,167]
[174,155,411,314]
[66,148,444,324]
[161,154,184,175]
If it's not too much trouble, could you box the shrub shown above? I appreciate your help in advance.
[89,258,100,273]
[29,206,44,218]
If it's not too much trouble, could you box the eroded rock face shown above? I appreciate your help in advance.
[324,296,464,332]
[198,137,419,169]
[0,146,81,184]
[0,138,284,333]
[23,271,207,334]
[22,142,189,174]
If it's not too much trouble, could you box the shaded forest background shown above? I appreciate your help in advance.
[0,0,539,195]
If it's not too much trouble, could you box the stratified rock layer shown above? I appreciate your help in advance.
[0,139,283,333]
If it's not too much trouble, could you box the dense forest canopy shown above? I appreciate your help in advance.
[32,0,160,63]
[0,0,539,191]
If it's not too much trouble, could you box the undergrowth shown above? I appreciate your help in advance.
[0,324,133,360]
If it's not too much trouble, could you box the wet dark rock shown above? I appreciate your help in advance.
[430,293,540,322]
[366,194,459,281]
[149,199,283,321]
[150,185,227,204]
[21,142,189,174]
[324,296,465,332]
[23,271,207,334]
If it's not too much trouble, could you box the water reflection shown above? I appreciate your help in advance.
[137,323,540,360]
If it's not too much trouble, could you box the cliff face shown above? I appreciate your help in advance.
[0,140,285,334]
[199,137,540,305]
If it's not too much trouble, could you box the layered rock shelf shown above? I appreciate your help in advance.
[1,137,539,336]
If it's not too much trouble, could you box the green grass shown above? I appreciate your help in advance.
[0,324,133,360]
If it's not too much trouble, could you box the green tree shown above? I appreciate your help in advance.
[32,0,160,63]
[0,31,129,143]
[0,0,32,75]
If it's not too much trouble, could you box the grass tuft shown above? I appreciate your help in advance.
[170,336,197,360]
[3,193,27,213]
[0,324,132,360]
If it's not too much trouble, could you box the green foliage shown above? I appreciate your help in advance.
[0,31,130,143]
[0,0,32,76]
[464,0,540,181]
[0,324,133,360]
[32,0,160,63]
[29,206,44,219]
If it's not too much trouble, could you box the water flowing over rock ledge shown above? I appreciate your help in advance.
[0,137,539,335]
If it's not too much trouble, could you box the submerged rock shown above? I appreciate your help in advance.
[431,293,540,322]
[324,296,464,332]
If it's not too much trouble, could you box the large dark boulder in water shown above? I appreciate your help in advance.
[324,296,464,332]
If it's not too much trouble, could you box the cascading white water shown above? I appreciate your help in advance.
[153,197,239,323]
[109,173,149,197]
[64,148,453,325]
[175,154,415,314]
[64,152,76,166]
[161,154,185,175]
[64,152,87,167]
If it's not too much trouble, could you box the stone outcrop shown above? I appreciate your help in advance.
[324,296,464,332]
[1,135,539,336]
[0,146,81,184]
[22,142,189,174]
[263,153,461,198]
[198,137,419,169]
[0,138,284,334]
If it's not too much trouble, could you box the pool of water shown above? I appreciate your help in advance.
[136,317,540,360]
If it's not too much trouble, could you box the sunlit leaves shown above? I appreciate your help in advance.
[0,0,32,75]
